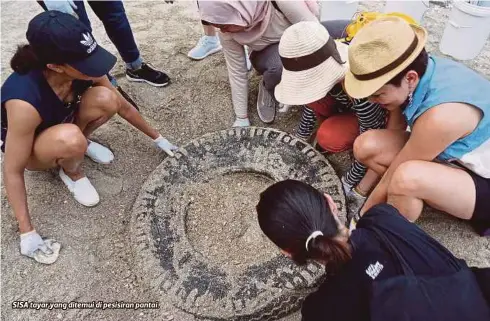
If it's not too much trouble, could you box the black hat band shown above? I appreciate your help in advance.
[280,36,345,72]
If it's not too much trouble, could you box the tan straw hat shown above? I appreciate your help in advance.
[344,16,428,99]
[275,21,349,106]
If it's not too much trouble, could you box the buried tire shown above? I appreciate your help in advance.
[130,127,346,320]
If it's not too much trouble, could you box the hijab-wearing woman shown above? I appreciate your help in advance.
[1,11,177,264]
[198,0,325,127]
[257,180,490,321]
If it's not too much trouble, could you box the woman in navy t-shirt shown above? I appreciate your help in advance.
[1,11,177,264]
[256,180,490,321]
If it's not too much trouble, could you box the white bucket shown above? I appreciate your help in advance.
[477,0,490,7]
[439,1,490,60]
[383,0,430,23]
[320,1,359,21]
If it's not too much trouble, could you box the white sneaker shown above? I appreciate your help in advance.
[86,140,114,164]
[278,103,291,113]
[341,176,353,196]
[59,168,100,207]
[188,35,222,60]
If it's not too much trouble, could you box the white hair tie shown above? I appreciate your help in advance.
[305,231,324,251]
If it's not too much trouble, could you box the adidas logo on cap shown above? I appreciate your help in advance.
[80,32,97,54]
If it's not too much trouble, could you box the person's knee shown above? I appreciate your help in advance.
[353,130,381,163]
[317,127,352,153]
[56,124,87,155]
[307,96,336,118]
[388,161,426,196]
[317,115,358,152]
[91,87,120,115]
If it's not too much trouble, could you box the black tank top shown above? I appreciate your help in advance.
[1,69,92,152]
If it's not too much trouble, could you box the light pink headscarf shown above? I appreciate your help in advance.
[305,0,320,17]
[199,1,273,44]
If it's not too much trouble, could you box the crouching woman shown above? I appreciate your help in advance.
[256,180,490,321]
[1,11,177,263]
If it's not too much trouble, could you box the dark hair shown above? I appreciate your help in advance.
[387,48,429,87]
[10,44,45,74]
[256,180,351,273]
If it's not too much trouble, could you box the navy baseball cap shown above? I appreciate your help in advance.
[26,11,116,77]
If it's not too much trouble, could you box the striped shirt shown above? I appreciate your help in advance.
[298,84,387,189]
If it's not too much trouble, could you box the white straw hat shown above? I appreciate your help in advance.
[275,21,348,106]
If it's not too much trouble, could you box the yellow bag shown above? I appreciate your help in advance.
[341,12,419,43]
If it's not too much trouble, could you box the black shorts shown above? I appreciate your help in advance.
[468,171,490,236]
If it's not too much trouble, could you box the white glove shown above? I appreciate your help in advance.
[44,0,78,17]
[154,135,178,157]
[20,230,52,258]
[20,230,61,264]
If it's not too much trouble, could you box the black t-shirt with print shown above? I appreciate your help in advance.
[301,204,460,321]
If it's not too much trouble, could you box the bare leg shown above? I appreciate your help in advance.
[188,22,221,60]
[356,169,380,195]
[353,129,410,176]
[27,86,120,180]
[387,161,476,221]
[26,124,88,181]
[75,86,120,137]
[203,24,216,37]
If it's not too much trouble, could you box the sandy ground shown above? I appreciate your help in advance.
[185,173,277,270]
[1,1,489,321]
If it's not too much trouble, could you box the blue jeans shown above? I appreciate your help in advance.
[38,1,142,68]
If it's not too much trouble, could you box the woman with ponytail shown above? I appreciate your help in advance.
[1,11,178,265]
[257,180,490,321]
